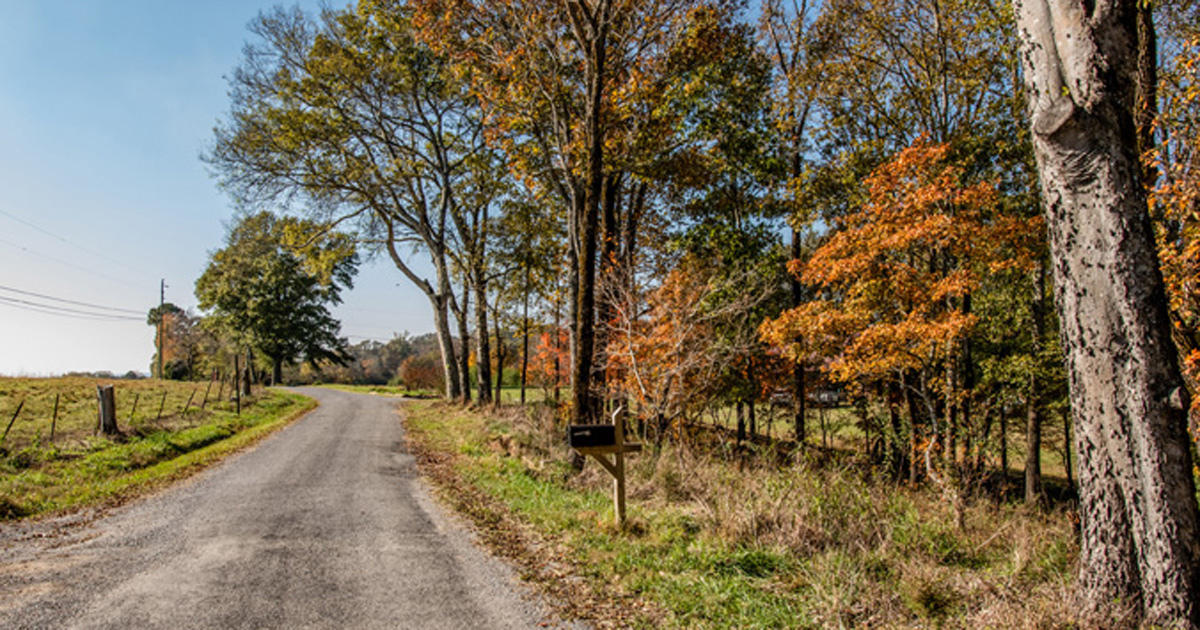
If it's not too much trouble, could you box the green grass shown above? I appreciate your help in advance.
[0,376,243,451]
[317,383,441,398]
[403,400,1080,629]
[319,382,551,404]
[1,378,314,519]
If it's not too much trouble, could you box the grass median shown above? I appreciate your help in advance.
[402,399,1079,629]
[1,377,315,520]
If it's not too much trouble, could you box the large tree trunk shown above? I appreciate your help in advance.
[595,173,622,420]
[1014,0,1200,624]
[566,0,610,426]
[385,228,460,401]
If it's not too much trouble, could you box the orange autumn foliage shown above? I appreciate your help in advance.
[1149,34,1200,426]
[606,262,727,428]
[528,327,570,389]
[761,140,1042,387]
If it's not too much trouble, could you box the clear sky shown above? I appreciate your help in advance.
[0,0,433,376]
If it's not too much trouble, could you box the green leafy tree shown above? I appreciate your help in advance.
[207,4,496,402]
[195,212,358,384]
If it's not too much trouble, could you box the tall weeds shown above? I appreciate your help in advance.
[485,401,1078,628]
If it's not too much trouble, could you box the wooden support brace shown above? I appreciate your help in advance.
[570,412,642,527]
[586,452,618,477]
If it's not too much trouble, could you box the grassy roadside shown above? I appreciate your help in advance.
[1,382,315,520]
[317,383,441,398]
[403,400,1079,629]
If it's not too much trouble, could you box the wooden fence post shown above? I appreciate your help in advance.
[129,393,141,424]
[2,400,25,442]
[201,371,215,409]
[156,391,167,422]
[50,393,60,442]
[96,385,118,435]
[183,388,197,414]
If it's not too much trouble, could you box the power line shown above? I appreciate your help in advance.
[0,284,145,315]
[0,209,150,280]
[0,236,145,292]
[0,295,142,321]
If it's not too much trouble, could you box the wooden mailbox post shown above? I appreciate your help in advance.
[568,413,641,527]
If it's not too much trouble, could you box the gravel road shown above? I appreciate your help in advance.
[0,387,567,629]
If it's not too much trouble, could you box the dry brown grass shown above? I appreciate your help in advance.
[404,399,1081,628]
[542,403,1079,628]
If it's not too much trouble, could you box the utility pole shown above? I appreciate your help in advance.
[158,279,167,379]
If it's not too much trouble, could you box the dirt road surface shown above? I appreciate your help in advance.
[0,387,568,629]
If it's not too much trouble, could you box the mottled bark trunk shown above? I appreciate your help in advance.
[961,294,974,474]
[1014,0,1200,623]
[554,290,563,404]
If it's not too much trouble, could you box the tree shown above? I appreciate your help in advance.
[1013,0,1200,624]
[761,141,1042,484]
[490,194,566,405]
[1151,11,1200,436]
[655,6,788,445]
[207,4,498,402]
[398,353,444,391]
[413,0,711,424]
[195,212,358,384]
[147,302,184,379]
[760,0,835,444]
[147,305,212,380]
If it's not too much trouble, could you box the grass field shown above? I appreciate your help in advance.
[0,377,315,519]
[402,399,1079,629]
[320,383,553,404]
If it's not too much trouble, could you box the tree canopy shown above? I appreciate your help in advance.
[195,212,358,383]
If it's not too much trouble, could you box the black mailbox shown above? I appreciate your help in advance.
[568,424,616,448]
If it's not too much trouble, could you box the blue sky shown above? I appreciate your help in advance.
[0,1,432,376]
